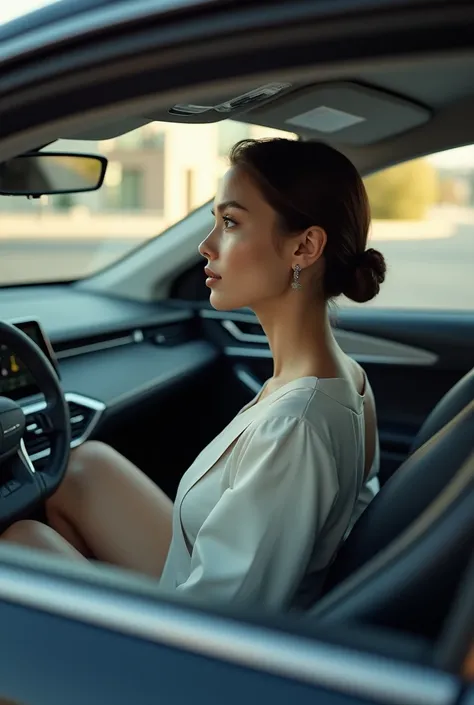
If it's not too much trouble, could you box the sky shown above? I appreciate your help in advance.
[0,0,473,170]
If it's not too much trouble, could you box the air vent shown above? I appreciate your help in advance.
[22,393,105,461]
[54,329,143,359]
[23,415,51,457]
[68,400,97,442]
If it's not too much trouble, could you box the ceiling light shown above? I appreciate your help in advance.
[286,105,366,133]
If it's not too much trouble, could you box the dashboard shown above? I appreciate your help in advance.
[0,291,219,465]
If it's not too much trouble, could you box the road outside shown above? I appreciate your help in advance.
[355,221,474,310]
[0,207,473,310]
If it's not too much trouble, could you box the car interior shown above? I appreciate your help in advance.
[0,0,473,689]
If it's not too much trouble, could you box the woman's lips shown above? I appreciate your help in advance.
[204,266,221,286]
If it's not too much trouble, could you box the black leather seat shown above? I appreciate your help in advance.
[320,368,474,595]
[321,400,474,596]
[311,439,474,637]
[410,366,474,453]
[305,373,474,628]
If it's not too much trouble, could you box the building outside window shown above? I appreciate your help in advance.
[121,168,143,210]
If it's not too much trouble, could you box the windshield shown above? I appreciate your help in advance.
[0,120,294,286]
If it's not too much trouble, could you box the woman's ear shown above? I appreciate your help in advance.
[293,226,327,267]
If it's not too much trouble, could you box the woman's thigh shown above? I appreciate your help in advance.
[1,519,89,561]
[46,441,174,578]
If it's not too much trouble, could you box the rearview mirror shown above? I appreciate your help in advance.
[0,152,108,197]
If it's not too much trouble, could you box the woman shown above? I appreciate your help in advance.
[1,138,385,610]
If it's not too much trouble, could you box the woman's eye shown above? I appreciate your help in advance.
[223,215,236,229]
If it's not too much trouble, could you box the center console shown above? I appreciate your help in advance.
[1,319,105,462]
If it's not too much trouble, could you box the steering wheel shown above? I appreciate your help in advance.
[0,321,70,531]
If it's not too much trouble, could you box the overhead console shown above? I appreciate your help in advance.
[246,80,432,145]
[1,319,105,463]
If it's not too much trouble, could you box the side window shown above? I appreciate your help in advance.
[352,144,474,310]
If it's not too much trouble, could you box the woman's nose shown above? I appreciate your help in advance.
[198,229,218,260]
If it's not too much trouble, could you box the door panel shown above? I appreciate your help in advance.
[0,551,460,705]
[198,307,474,485]
[3,602,389,705]
[336,309,474,483]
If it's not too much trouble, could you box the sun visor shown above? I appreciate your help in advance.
[252,81,431,145]
[59,117,151,141]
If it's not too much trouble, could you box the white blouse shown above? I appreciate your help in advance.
[159,375,380,610]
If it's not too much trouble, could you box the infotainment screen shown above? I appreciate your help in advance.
[0,319,59,400]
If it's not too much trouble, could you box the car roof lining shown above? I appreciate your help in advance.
[61,51,474,152]
[3,49,474,176]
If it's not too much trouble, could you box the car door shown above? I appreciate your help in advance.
[0,542,469,705]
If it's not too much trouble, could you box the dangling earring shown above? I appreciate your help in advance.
[291,264,302,290]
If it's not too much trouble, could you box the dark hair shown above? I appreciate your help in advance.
[229,138,386,303]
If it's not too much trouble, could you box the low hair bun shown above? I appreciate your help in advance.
[342,248,387,303]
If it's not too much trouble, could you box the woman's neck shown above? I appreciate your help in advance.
[253,293,340,384]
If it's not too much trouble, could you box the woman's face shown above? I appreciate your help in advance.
[199,165,294,312]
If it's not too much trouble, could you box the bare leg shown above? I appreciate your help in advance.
[1,519,88,561]
[45,441,173,578]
